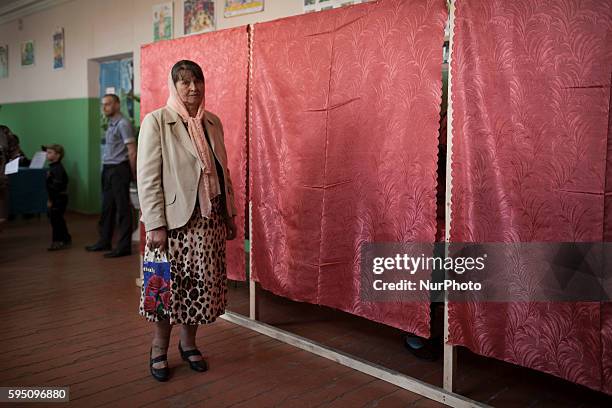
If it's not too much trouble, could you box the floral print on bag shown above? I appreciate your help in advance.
[143,275,171,317]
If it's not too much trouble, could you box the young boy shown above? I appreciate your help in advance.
[44,144,71,250]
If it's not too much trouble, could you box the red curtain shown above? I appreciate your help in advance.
[604,76,612,395]
[140,28,248,281]
[449,0,612,393]
[250,0,447,336]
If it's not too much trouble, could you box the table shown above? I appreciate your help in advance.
[8,167,48,216]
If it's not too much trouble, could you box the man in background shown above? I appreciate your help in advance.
[86,94,136,258]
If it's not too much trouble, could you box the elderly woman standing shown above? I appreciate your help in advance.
[137,60,237,382]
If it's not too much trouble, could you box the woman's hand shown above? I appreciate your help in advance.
[226,217,237,241]
[147,226,168,252]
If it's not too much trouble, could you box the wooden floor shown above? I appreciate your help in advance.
[0,214,444,408]
[228,284,612,407]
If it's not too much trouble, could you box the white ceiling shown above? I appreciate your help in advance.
[0,0,43,14]
[0,0,74,25]
[0,0,30,7]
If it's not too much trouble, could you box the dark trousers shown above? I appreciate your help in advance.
[99,162,133,253]
[48,195,71,243]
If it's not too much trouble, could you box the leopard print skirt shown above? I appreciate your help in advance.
[139,195,228,325]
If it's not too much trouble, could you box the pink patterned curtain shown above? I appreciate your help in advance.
[250,0,447,336]
[449,0,612,393]
[140,28,248,281]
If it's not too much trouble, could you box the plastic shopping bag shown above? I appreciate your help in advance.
[142,249,171,317]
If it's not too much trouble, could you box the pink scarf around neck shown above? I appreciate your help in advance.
[166,73,214,218]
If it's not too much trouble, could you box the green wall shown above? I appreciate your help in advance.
[0,98,101,213]
[0,96,141,214]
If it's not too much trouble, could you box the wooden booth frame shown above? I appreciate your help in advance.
[220,2,488,407]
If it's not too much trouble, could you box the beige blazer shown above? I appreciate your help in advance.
[137,107,237,232]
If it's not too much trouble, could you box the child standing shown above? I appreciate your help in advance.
[44,144,71,250]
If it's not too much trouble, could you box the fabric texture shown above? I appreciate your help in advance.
[139,196,228,325]
[140,27,248,281]
[448,0,612,393]
[250,0,447,336]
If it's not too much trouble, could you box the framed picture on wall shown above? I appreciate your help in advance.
[305,0,368,13]
[0,45,8,79]
[184,0,215,35]
[153,2,173,41]
[319,0,333,11]
[21,40,34,67]
[224,0,264,18]
[53,27,65,70]
[304,0,316,13]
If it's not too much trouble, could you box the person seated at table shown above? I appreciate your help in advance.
[0,125,20,227]
[12,134,30,167]
[0,126,29,167]
[44,144,72,250]
[0,130,8,228]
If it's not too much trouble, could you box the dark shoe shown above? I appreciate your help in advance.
[179,342,208,372]
[47,242,62,251]
[48,241,70,251]
[103,250,132,258]
[403,335,439,362]
[150,348,169,382]
[85,242,111,252]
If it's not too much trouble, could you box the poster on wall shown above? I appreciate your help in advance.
[319,0,333,11]
[0,45,7,79]
[53,27,65,70]
[99,58,134,168]
[184,0,215,35]
[303,0,316,13]
[304,0,368,13]
[153,2,173,41]
[224,0,264,18]
[20,40,34,67]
